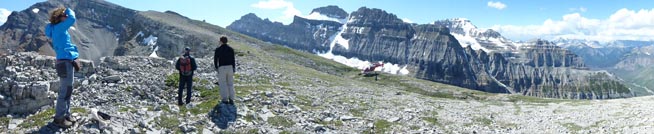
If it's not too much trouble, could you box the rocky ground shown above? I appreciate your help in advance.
[1,43,654,134]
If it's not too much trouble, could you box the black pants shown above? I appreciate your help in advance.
[178,76,193,104]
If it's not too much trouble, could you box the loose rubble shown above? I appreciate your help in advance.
[0,52,653,133]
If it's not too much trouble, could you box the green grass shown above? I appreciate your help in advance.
[152,115,181,133]
[187,100,219,115]
[421,117,441,127]
[508,95,572,104]
[278,82,291,87]
[165,73,203,88]
[244,114,256,123]
[316,119,344,127]
[125,86,133,92]
[371,119,393,133]
[17,107,88,128]
[473,117,493,126]
[410,125,420,130]
[0,117,10,128]
[71,107,87,114]
[349,108,367,117]
[18,108,55,128]
[234,85,271,97]
[165,73,180,87]
[246,128,261,134]
[267,116,295,127]
[294,95,319,110]
[512,102,522,115]
[561,122,583,132]
[266,45,358,76]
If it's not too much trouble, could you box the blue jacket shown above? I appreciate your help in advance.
[45,8,78,60]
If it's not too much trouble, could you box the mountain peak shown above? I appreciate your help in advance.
[310,5,348,20]
[434,18,479,35]
[349,7,402,23]
[241,13,261,20]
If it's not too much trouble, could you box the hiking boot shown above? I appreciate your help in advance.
[53,118,73,128]
[177,102,184,106]
[228,99,234,105]
[65,116,77,123]
[222,100,230,104]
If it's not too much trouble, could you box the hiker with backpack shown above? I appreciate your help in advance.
[175,47,198,105]
[45,7,81,128]
[215,36,236,105]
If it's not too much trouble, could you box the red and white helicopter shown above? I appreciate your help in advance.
[359,62,384,77]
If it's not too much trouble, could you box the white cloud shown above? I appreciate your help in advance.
[487,1,507,10]
[0,8,11,26]
[490,8,654,42]
[402,18,413,23]
[569,7,587,12]
[251,0,301,22]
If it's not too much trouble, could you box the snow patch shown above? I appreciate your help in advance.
[399,66,410,75]
[401,18,413,23]
[32,8,39,13]
[142,35,158,46]
[326,23,350,51]
[451,33,489,52]
[304,12,347,24]
[318,52,410,75]
[136,31,144,37]
[149,46,159,58]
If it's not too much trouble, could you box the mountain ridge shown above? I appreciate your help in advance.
[228,6,632,99]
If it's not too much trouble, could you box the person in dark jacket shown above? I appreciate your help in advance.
[45,7,79,128]
[175,47,198,105]
[214,36,236,105]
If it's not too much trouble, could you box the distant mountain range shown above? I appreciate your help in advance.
[552,38,654,96]
[228,6,634,99]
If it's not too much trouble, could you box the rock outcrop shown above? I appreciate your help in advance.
[0,52,94,115]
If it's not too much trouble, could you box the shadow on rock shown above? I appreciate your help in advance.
[208,103,237,129]
[35,122,63,134]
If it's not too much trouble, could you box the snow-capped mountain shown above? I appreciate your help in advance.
[553,38,603,48]
[554,38,654,49]
[434,18,517,52]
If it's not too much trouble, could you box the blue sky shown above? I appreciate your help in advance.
[2,0,654,41]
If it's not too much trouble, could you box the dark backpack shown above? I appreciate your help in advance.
[179,56,193,76]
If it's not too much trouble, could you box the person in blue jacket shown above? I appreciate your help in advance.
[45,7,80,128]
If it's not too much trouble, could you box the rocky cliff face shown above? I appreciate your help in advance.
[227,12,344,53]
[229,7,632,99]
[0,0,227,61]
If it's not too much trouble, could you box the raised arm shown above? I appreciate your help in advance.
[59,8,76,29]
